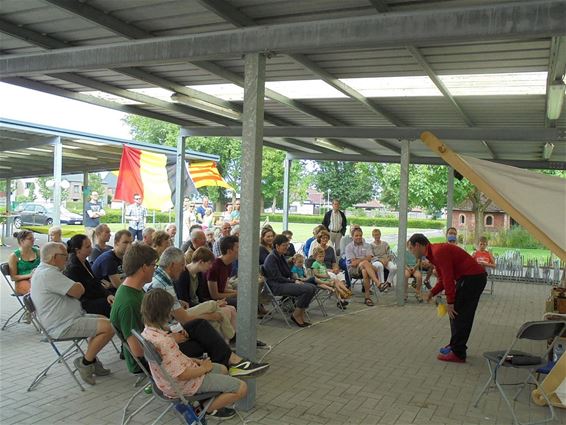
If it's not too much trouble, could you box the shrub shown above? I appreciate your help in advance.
[490,226,545,249]
[260,214,444,229]
[100,209,174,224]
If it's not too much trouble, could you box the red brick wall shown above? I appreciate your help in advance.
[452,211,508,233]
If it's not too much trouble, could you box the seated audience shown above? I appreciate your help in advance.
[202,208,215,229]
[64,234,114,317]
[152,230,172,258]
[48,226,63,243]
[345,228,380,306]
[206,236,239,307]
[281,230,296,258]
[264,235,316,327]
[147,247,236,342]
[165,224,177,241]
[212,222,232,257]
[182,200,197,237]
[142,289,246,420]
[181,224,203,253]
[259,227,275,265]
[176,247,216,306]
[222,204,233,222]
[446,227,459,245]
[230,200,240,225]
[89,224,112,264]
[142,227,156,246]
[183,228,207,263]
[110,243,268,377]
[339,224,361,259]
[311,247,351,307]
[31,242,114,385]
[404,243,423,302]
[92,229,132,290]
[205,229,215,250]
[8,230,40,295]
[370,228,397,291]
[303,224,325,257]
[472,237,496,270]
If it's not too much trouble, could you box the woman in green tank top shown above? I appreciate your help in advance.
[8,230,40,295]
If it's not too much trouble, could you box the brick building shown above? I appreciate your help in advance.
[452,199,512,233]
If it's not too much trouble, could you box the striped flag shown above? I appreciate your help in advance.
[188,161,234,190]
[115,146,197,210]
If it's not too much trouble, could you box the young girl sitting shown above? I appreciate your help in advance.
[311,248,352,306]
[141,289,247,420]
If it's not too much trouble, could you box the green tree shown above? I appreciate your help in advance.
[36,177,69,202]
[313,161,376,208]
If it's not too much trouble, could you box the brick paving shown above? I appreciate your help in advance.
[1,240,564,424]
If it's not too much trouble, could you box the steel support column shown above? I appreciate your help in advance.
[52,136,62,226]
[83,171,89,231]
[282,157,291,231]
[236,53,266,410]
[396,140,410,306]
[174,136,186,248]
[447,167,455,229]
[3,178,11,240]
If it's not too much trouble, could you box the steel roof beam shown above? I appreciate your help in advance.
[2,1,566,76]
[285,152,566,170]
[545,36,566,128]
[183,126,566,141]
[3,77,203,127]
[0,137,57,151]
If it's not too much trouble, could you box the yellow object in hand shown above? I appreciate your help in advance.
[437,302,447,317]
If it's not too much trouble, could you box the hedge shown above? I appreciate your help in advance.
[101,210,175,224]
[260,214,444,229]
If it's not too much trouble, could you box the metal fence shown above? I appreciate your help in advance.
[491,250,564,285]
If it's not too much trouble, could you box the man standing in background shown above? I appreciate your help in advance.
[322,199,347,256]
[125,194,147,242]
[85,191,105,241]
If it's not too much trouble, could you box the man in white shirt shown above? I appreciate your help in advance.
[125,194,147,241]
[322,199,347,256]
[344,228,381,306]
[31,242,114,385]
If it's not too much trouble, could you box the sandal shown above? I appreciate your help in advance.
[364,298,375,307]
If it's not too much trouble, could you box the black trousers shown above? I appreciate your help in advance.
[179,319,232,367]
[81,297,111,318]
[128,227,143,241]
[449,273,487,359]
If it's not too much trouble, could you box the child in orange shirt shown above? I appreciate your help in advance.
[472,236,496,270]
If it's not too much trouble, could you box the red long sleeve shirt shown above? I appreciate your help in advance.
[426,243,486,304]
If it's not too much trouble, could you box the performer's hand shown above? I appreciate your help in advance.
[447,304,458,319]
[423,291,433,303]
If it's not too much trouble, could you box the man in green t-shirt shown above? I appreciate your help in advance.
[111,243,269,377]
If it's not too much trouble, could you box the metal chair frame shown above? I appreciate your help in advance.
[473,320,566,425]
[23,294,88,392]
[1,262,38,331]
[131,329,220,425]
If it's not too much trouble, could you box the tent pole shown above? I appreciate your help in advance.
[174,135,186,248]
[447,166,454,229]
[282,156,291,230]
[52,136,62,226]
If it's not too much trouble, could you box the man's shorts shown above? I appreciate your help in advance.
[196,363,241,394]
[347,265,363,279]
[58,314,101,339]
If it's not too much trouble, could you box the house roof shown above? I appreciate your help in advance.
[0,1,565,168]
[454,198,506,213]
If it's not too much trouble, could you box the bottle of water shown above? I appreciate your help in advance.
[553,343,564,363]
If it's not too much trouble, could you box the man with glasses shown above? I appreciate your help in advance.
[212,221,232,258]
[125,194,147,241]
[31,242,115,385]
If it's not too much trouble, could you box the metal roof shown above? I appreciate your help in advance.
[0,0,565,166]
[0,118,220,179]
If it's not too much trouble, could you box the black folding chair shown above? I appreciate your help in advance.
[1,262,38,331]
[131,329,220,425]
[23,294,87,392]
[473,320,566,425]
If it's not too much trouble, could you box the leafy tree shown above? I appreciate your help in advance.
[313,161,376,208]
[36,177,69,202]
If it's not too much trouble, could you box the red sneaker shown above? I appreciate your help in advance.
[437,351,465,363]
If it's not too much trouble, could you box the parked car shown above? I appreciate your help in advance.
[13,203,83,228]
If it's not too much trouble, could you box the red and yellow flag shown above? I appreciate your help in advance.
[189,161,233,190]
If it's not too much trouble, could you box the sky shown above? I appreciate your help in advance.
[0,82,132,139]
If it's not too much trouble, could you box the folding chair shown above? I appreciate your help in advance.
[1,262,38,331]
[131,329,220,425]
[23,294,88,392]
[112,324,155,425]
[259,281,294,327]
[473,320,566,425]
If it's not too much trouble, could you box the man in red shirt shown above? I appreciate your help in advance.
[408,233,487,363]
[206,236,238,307]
